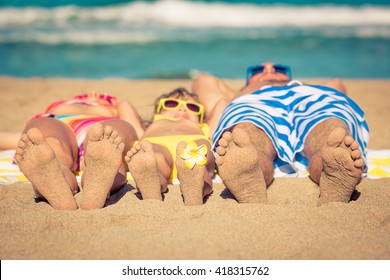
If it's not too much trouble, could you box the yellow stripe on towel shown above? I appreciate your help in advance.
[1,149,390,184]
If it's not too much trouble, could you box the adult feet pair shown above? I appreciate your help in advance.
[215,127,363,205]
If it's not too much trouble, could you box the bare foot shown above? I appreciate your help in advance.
[125,141,162,200]
[80,123,125,210]
[318,127,364,205]
[176,141,205,206]
[216,128,267,203]
[15,128,78,210]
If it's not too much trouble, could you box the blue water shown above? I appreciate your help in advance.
[1,0,390,79]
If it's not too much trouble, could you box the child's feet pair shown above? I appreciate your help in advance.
[125,141,209,206]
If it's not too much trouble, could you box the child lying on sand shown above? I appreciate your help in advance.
[125,87,224,206]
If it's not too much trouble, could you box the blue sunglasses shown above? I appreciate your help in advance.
[246,64,292,84]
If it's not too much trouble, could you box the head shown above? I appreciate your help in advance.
[246,62,292,86]
[154,87,205,123]
[72,90,117,107]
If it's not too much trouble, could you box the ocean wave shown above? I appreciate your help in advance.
[1,27,389,45]
[0,0,390,44]
[0,0,389,28]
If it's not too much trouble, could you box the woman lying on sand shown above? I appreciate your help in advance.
[14,91,143,210]
[125,87,227,206]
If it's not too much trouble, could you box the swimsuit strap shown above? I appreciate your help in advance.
[287,80,303,86]
[153,114,181,122]
[44,100,68,113]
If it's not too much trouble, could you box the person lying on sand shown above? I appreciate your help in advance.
[191,62,369,206]
[14,91,143,210]
[125,87,225,206]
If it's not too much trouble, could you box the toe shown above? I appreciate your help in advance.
[125,150,132,161]
[133,143,141,151]
[326,127,346,147]
[103,125,113,138]
[27,128,45,145]
[18,139,27,149]
[221,131,233,142]
[232,128,251,147]
[111,130,119,140]
[130,147,138,154]
[218,138,229,148]
[140,140,153,152]
[215,156,223,166]
[344,135,354,146]
[20,133,30,145]
[354,158,364,168]
[14,153,23,163]
[15,147,24,157]
[350,141,359,150]
[351,149,361,160]
[88,123,104,141]
[118,142,125,153]
[176,141,187,153]
[114,136,122,145]
[216,146,226,156]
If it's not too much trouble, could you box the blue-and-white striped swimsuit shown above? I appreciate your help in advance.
[212,81,369,173]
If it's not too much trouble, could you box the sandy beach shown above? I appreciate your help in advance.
[0,76,389,260]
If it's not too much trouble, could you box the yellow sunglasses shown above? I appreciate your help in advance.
[157,98,205,123]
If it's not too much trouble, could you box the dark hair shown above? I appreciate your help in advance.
[153,87,199,113]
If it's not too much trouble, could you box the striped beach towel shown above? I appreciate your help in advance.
[0,149,389,185]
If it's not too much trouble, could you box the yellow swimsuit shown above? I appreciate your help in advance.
[141,114,210,181]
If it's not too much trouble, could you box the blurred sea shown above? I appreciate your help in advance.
[1,0,389,79]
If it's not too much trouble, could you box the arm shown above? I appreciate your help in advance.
[205,97,230,136]
[0,132,21,150]
[192,74,236,135]
[117,100,145,139]
[320,78,347,94]
[192,73,236,118]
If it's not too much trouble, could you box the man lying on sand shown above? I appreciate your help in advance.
[192,62,369,206]
[125,87,222,206]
